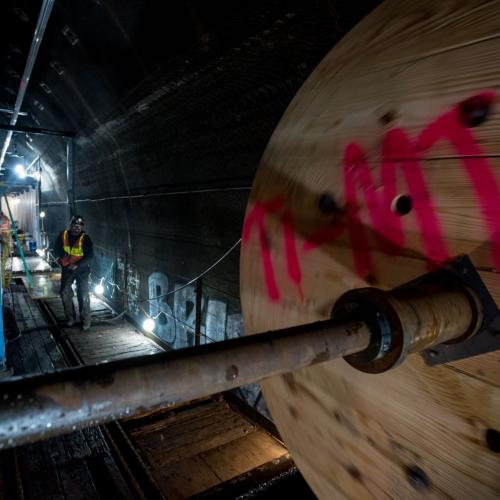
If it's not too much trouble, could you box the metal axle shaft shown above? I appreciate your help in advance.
[0,279,482,449]
[0,318,370,449]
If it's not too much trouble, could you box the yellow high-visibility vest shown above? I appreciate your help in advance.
[61,230,85,267]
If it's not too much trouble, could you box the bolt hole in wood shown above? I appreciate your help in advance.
[459,94,491,127]
[391,194,413,216]
[485,429,500,453]
[379,110,396,125]
[318,193,339,214]
[405,465,430,491]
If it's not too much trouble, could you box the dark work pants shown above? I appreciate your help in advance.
[60,268,91,326]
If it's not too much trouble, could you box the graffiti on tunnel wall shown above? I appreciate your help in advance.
[147,272,242,348]
[243,91,500,303]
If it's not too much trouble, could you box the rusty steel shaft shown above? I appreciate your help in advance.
[0,318,371,449]
[0,279,483,450]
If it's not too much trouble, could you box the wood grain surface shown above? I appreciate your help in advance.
[240,0,500,497]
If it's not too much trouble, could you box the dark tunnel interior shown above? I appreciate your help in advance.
[0,0,380,411]
[2,3,500,498]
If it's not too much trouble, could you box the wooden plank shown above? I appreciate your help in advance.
[90,455,135,500]
[58,461,100,500]
[199,430,288,482]
[16,293,37,331]
[28,331,58,373]
[38,330,67,370]
[129,400,230,436]
[66,325,163,364]
[136,406,246,446]
[325,0,500,74]
[136,412,257,468]
[17,333,42,374]
[23,273,61,300]
[80,427,109,457]
[16,442,66,500]
[152,455,221,499]
[447,351,500,387]
[61,431,93,462]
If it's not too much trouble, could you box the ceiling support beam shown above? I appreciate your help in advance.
[0,123,75,138]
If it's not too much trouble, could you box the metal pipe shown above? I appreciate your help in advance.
[66,138,75,216]
[0,123,75,138]
[40,186,252,205]
[0,318,371,449]
[27,155,41,171]
[339,282,483,373]
[195,277,202,346]
[0,0,56,168]
[0,109,28,117]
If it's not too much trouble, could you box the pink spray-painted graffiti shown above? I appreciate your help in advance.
[243,92,500,302]
[242,196,303,302]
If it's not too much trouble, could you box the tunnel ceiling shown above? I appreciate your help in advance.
[0,0,380,168]
[0,0,381,310]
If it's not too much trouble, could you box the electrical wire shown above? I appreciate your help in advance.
[48,238,240,340]
[136,238,241,303]
[90,237,240,307]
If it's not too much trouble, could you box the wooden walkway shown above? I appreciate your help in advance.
[43,296,164,364]
[3,283,135,499]
[67,325,163,364]
[1,278,299,499]
[6,284,66,376]
[124,398,289,498]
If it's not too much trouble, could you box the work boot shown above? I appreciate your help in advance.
[82,320,91,331]
[67,317,76,327]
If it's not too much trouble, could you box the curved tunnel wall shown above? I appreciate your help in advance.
[23,0,381,348]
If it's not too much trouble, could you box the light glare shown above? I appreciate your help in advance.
[94,283,104,295]
[15,164,26,178]
[40,211,46,218]
[143,318,155,332]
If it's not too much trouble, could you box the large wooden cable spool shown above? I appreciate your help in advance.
[240,1,500,497]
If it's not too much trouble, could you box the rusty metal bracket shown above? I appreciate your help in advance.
[421,255,500,366]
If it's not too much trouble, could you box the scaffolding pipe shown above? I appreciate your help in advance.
[66,138,75,216]
[0,318,371,449]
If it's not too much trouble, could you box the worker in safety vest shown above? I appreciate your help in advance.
[52,215,94,330]
[0,212,11,244]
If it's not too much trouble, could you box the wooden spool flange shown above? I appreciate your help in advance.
[240,1,500,497]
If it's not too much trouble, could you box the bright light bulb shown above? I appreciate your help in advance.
[94,283,104,295]
[15,164,26,178]
[143,318,155,332]
[39,211,46,218]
